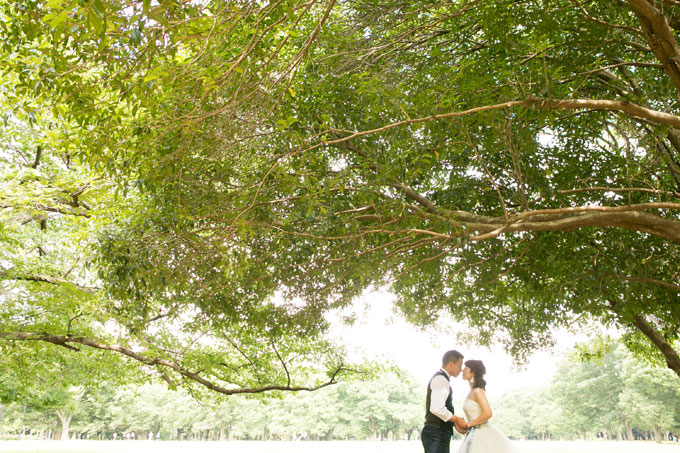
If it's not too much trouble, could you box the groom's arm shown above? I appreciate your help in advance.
[429,376,468,433]
[429,375,454,422]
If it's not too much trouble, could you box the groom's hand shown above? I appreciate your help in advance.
[451,416,468,434]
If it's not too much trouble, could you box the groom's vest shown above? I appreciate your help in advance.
[424,369,454,434]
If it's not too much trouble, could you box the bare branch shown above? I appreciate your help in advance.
[32,146,42,169]
[270,339,291,387]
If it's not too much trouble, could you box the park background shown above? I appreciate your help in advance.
[1,295,678,444]
[2,0,680,451]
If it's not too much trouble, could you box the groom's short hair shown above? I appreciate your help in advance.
[442,350,464,367]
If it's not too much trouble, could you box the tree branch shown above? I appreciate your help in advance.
[391,177,680,243]
[0,332,344,395]
[608,300,680,378]
[627,0,680,95]
[307,98,680,156]
[557,186,680,198]
[270,339,291,387]
[623,275,680,292]
[571,0,644,35]
[632,314,680,378]
[0,204,91,218]
[32,146,42,169]
[0,271,97,293]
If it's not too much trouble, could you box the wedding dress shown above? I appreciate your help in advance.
[456,398,520,453]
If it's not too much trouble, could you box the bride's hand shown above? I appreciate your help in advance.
[452,417,468,434]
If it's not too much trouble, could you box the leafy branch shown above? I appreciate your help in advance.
[0,332,347,396]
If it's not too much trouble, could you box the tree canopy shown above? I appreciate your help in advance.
[1,0,680,397]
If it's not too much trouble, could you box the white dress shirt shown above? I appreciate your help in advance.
[429,368,453,422]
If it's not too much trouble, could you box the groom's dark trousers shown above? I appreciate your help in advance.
[421,424,452,453]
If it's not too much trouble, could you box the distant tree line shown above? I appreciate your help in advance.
[0,373,423,441]
[492,341,680,443]
[1,340,678,443]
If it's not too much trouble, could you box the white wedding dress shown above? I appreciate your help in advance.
[456,398,520,453]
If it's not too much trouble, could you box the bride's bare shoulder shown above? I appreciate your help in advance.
[472,387,487,398]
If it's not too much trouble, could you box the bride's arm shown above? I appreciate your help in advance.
[467,388,493,427]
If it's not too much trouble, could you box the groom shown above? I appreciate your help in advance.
[421,350,467,453]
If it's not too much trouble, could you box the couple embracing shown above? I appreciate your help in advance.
[422,350,519,453]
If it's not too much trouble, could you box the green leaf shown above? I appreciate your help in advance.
[46,9,70,28]
[129,28,142,44]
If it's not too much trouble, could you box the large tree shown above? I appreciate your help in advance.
[1,0,679,390]
[0,26,360,397]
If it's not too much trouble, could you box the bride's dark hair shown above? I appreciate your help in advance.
[465,360,487,390]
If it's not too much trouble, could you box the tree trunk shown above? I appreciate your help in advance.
[55,410,72,441]
[368,416,377,440]
[653,423,662,443]
[608,300,680,378]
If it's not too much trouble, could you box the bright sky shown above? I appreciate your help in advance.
[328,289,585,401]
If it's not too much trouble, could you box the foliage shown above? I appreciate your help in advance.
[3,340,678,442]
[494,340,680,441]
[1,0,680,401]
[0,79,368,399]
[0,373,426,441]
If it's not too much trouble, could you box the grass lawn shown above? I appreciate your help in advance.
[0,440,678,453]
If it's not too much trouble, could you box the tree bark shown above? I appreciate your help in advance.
[626,0,680,96]
[32,146,42,169]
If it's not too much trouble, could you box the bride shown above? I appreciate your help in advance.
[457,360,520,453]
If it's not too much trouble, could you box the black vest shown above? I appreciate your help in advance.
[424,369,454,434]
